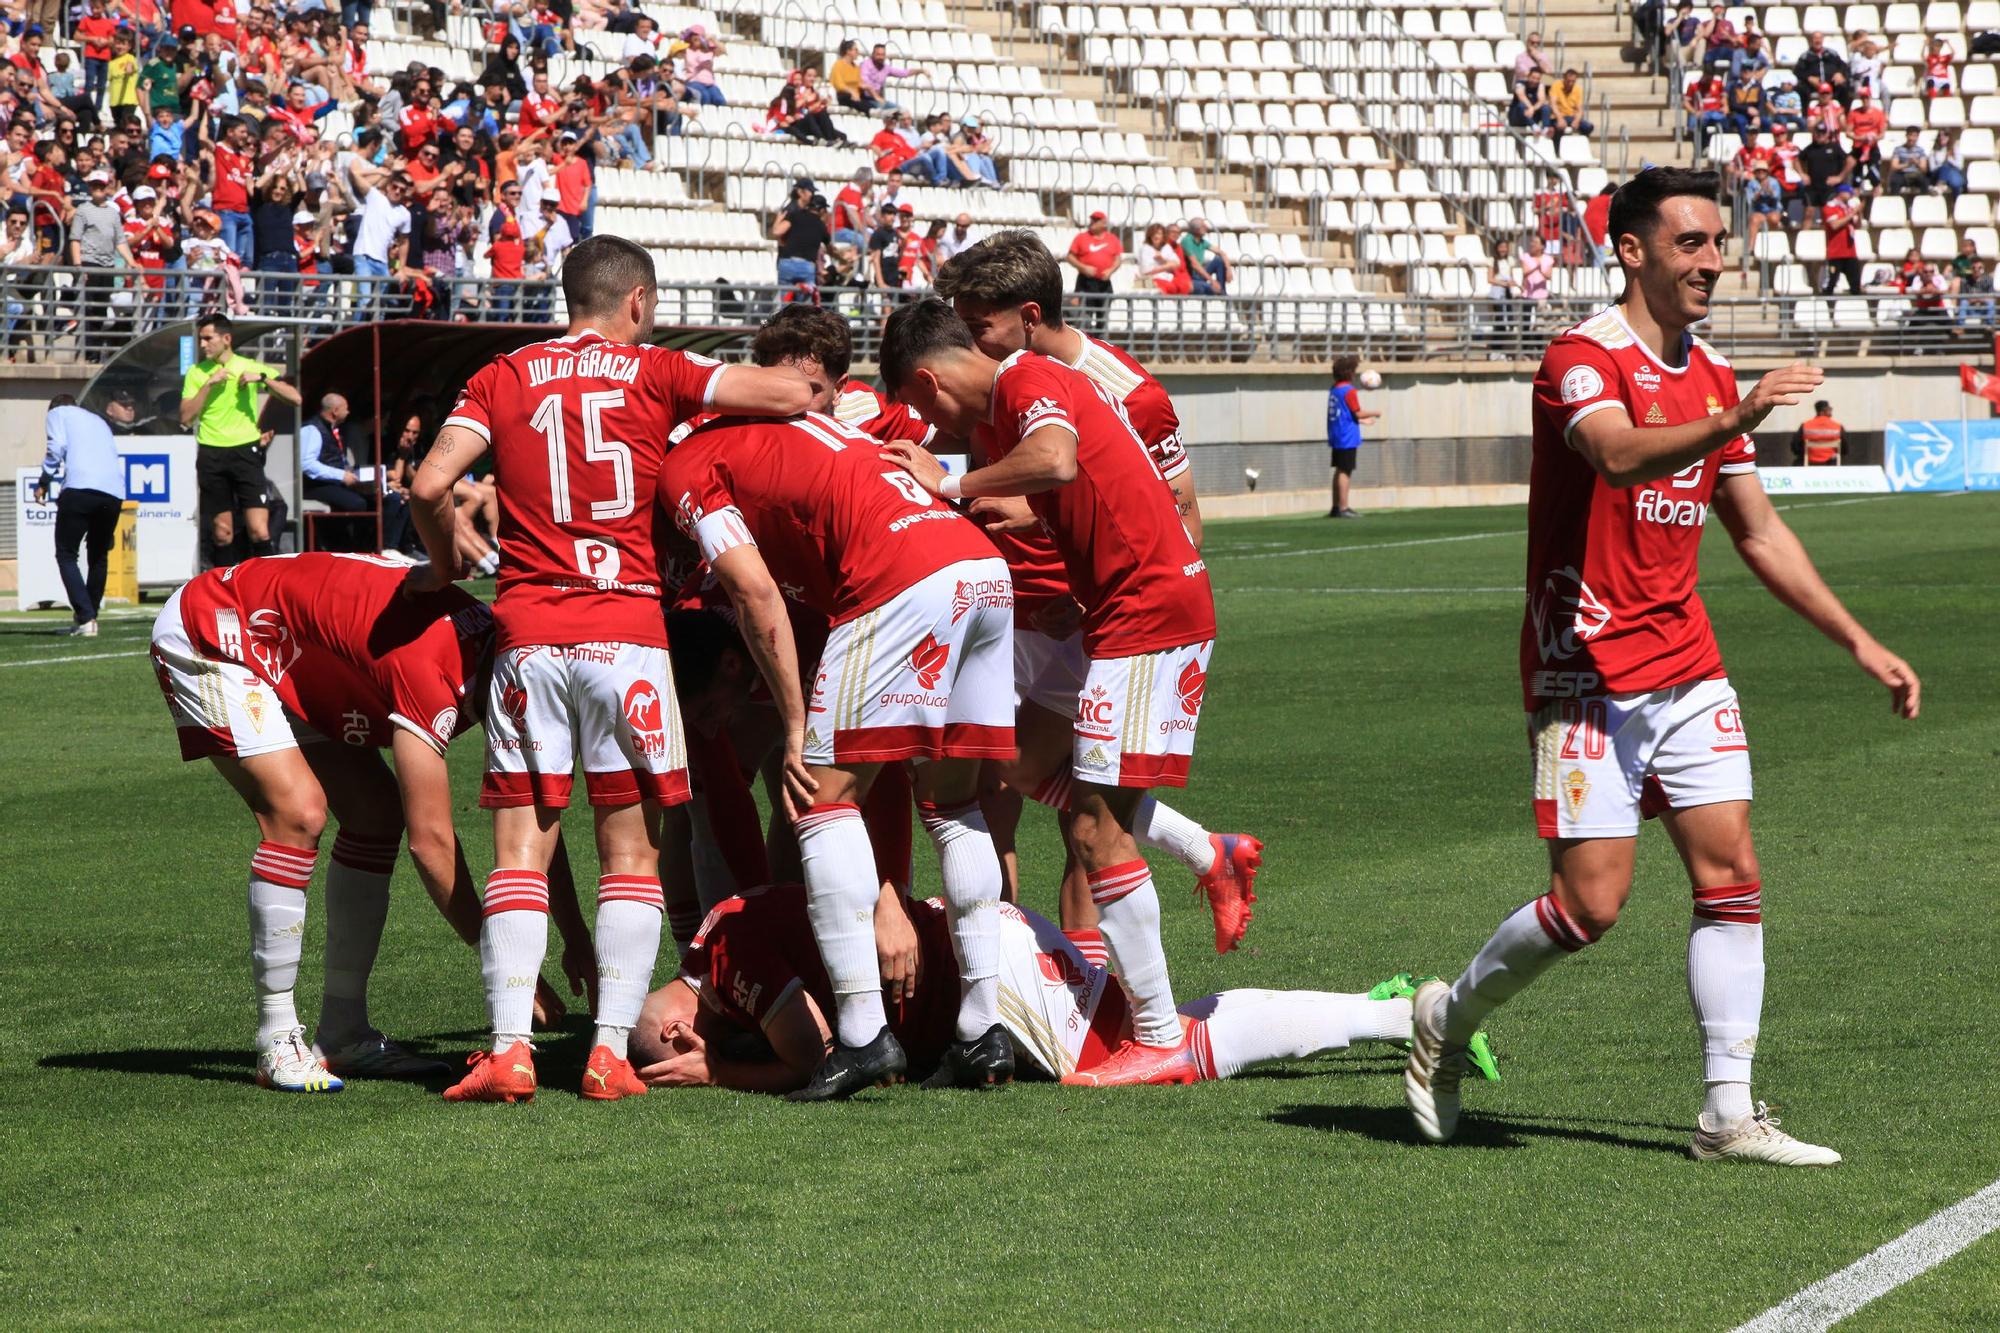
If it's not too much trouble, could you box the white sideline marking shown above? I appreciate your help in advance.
[1224,529,1518,562]
[0,649,146,668]
[1733,1177,2000,1333]
[1226,585,1519,595]
[1772,495,1901,512]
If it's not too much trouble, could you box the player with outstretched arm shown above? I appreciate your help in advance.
[1404,167,1920,1165]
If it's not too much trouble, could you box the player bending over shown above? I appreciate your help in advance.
[147,552,589,1091]
[410,235,813,1103]
[878,297,1222,1088]
[1404,167,1920,1166]
[932,231,1260,956]
[660,408,1017,1099]
[630,885,1497,1092]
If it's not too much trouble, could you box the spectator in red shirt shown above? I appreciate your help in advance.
[518,67,559,137]
[1845,91,1887,188]
[1582,183,1614,253]
[399,84,440,155]
[1066,210,1123,332]
[871,109,917,174]
[76,0,118,112]
[203,116,256,261]
[552,129,593,238]
[832,166,870,246]
[1820,183,1861,295]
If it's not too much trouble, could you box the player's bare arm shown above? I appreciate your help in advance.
[708,544,816,818]
[1169,474,1204,548]
[877,882,921,1002]
[883,422,1077,499]
[1713,472,1921,718]
[390,729,465,912]
[407,423,489,589]
[1571,362,1824,487]
[967,494,1040,533]
[709,363,815,417]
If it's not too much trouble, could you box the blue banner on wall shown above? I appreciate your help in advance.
[1883,420,2000,491]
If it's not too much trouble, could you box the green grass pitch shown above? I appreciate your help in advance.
[2,495,1996,1328]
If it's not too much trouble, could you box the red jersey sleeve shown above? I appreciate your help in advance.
[443,360,498,442]
[1342,387,1362,414]
[1127,377,1188,480]
[992,356,1078,452]
[661,441,755,564]
[1535,337,1627,446]
[648,348,727,422]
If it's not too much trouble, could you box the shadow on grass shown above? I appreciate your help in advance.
[39,1047,258,1085]
[1271,1103,1688,1156]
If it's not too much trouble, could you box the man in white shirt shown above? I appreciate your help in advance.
[516,138,552,223]
[933,212,976,266]
[348,158,412,278]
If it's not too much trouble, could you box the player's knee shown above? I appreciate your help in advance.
[266,798,328,849]
[1570,897,1623,941]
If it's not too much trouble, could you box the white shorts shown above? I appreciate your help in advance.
[151,585,302,762]
[804,558,1015,766]
[1014,625,1087,717]
[1071,639,1212,789]
[482,641,690,809]
[994,903,1127,1079]
[1529,676,1753,839]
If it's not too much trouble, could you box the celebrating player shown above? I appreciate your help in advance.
[659,408,1016,1099]
[1403,168,1921,1165]
[930,232,1261,955]
[628,884,1498,1092]
[146,552,583,1091]
[409,235,813,1103]
[877,298,1218,1087]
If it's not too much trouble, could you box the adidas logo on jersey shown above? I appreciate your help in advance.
[1644,402,1668,424]
[1634,489,1710,528]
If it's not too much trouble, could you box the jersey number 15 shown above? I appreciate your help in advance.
[531,389,633,523]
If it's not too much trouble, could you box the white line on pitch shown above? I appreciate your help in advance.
[0,649,146,668]
[1772,495,1901,512]
[1223,529,1519,562]
[1223,585,1520,595]
[1732,1177,2000,1333]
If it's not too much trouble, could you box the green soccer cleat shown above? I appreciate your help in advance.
[1365,971,1419,1002]
[1465,1030,1501,1083]
[1365,972,1501,1081]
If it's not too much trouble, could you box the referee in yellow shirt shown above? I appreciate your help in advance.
[178,313,301,563]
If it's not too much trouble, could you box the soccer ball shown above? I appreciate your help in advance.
[1359,370,1383,390]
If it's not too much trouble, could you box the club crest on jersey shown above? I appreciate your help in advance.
[909,634,950,690]
[431,707,460,742]
[1560,365,1604,404]
[1563,768,1591,816]
[1531,567,1611,663]
[1644,402,1668,424]
[1704,394,1723,416]
[243,688,267,732]
[623,680,666,757]
[1017,396,1067,435]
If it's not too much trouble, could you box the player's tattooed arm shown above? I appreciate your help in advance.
[1713,472,1921,719]
[1170,474,1205,548]
[406,423,489,589]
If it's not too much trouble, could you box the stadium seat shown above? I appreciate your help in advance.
[1871,195,1910,227]
[1794,228,1828,263]
[1920,226,1959,258]
[1911,194,1950,227]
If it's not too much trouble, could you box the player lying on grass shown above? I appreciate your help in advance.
[1403,166,1921,1167]
[629,883,1497,1092]
[147,552,593,1092]
[929,232,1261,960]
[660,404,1019,1100]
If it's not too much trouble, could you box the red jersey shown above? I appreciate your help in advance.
[444,328,726,650]
[1068,229,1123,277]
[661,412,999,625]
[77,15,117,61]
[399,103,439,154]
[680,884,955,1069]
[831,376,934,445]
[1061,332,1189,480]
[1823,196,1857,258]
[1522,306,1757,709]
[518,91,560,136]
[211,144,251,213]
[975,351,1213,657]
[177,553,491,752]
[1926,48,1953,82]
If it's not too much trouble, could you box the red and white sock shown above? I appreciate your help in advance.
[481,868,549,1052]
[796,803,888,1048]
[1443,891,1596,1045]
[1063,927,1110,970]
[1088,859,1182,1046]
[593,875,664,1060]
[249,840,318,1048]
[317,832,398,1045]
[919,801,1002,1041]
[1690,880,1764,1125]
[1025,769,1072,812]
[1179,988,1404,1079]
[1131,796,1218,876]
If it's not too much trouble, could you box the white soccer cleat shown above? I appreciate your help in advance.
[315,1030,449,1079]
[1403,979,1467,1143]
[257,1027,345,1093]
[1690,1102,1841,1167]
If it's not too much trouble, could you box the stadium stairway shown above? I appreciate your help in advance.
[1540,1,1690,175]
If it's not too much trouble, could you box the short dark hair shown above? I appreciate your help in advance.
[933,229,1066,328]
[561,234,656,317]
[1605,166,1722,263]
[1814,399,1832,414]
[1331,354,1360,382]
[750,303,853,379]
[664,609,743,699]
[879,296,975,395]
[198,312,235,341]
[48,392,76,408]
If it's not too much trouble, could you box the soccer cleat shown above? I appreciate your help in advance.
[315,1030,450,1080]
[442,1040,537,1103]
[580,1045,648,1101]
[1404,979,1468,1142]
[256,1027,345,1093]
[1061,1031,1199,1087]
[786,1028,908,1102]
[1363,972,1499,1081]
[1465,1031,1501,1083]
[1690,1103,1841,1167]
[1365,971,1418,1002]
[920,1024,1016,1090]
[1196,832,1263,953]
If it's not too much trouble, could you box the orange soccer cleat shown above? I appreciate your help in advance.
[1061,1031,1200,1087]
[580,1045,648,1101]
[1196,833,1263,953]
[442,1041,538,1103]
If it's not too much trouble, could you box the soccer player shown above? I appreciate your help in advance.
[877,297,1218,1086]
[408,235,812,1102]
[927,232,1260,954]
[1403,168,1921,1166]
[628,884,1499,1092]
[659,407,1016,1098]
[146,552,576,1091]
